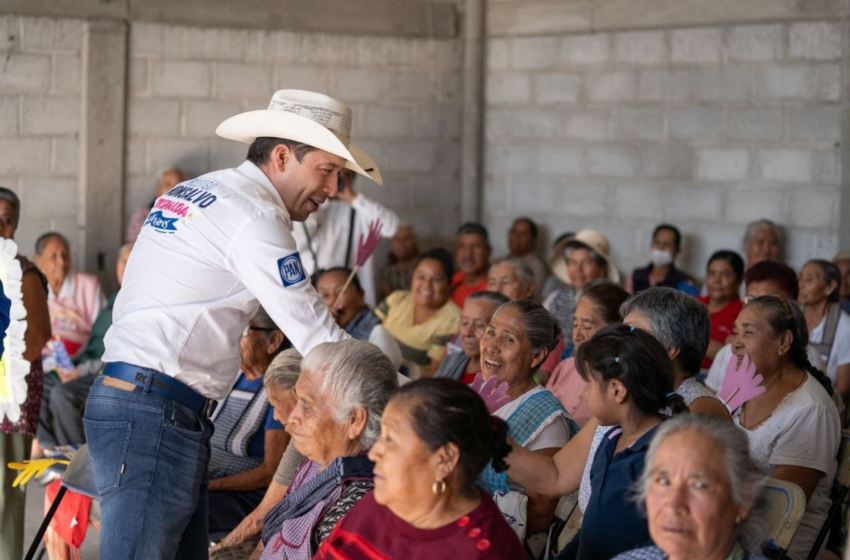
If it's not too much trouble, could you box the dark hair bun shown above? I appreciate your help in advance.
[490,417,512,473]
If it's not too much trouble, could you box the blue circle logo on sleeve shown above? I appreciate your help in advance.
[278,252,306,287]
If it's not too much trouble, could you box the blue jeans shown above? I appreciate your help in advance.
[83,374,213,560]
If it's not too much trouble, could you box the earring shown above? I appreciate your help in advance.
[734,516,742,524]
[432,479,447,496]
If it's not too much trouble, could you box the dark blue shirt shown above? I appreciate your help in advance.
[232,374,285,458]
[558,424,659,560]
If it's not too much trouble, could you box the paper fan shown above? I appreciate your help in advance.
[0,238,30,424]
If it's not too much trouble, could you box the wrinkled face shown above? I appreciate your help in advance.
[459,299,499,360]
[390,225,417,261]
[572,296,606,349]
[508,220,535,256]
[239,323,280,378]
[487,262,532,301]
[798,263,835,306]
[746,227,779,266]
[156,170,185,198]
[651,229,679,258]
[269,147,346,222]
[646,431,744,560]
[480,306,541,388]
[37,237,71,287]
[316,270,365,328]
[455,233,491,276]
[267,386,298,425]
[369,400,444,511]
[566,247,607,290]
[731,305,784,374]
[706,259,740,302]
[287,369,360,465]
[116,246,132,286]
[411,258,450,310]
[0,200,17,240]
[838,259,850,300]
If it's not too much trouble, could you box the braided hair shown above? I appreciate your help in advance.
[744,296,833,396]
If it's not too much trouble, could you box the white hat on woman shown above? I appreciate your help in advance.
[548,228,620,285]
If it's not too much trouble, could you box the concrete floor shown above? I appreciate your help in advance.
[22,481,99,559]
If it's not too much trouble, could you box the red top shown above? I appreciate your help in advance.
[697,296,743,369]
[450,272,488,308]
[314,489,525,560]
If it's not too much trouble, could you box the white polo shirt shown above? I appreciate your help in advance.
[103,161,347,400]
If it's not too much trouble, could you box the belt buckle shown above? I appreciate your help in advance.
[204,399,216,419]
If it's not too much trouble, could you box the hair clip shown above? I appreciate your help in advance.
[779,297,794,322]
[629,326,635,332]
[666,392,676,399]
[614,356,620,363]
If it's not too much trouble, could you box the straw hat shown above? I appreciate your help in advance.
[548,229,620,285]
[216,89,382,185]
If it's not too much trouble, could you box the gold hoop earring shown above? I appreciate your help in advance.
[432,479,447,495]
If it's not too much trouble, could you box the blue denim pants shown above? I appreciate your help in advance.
[83,374,213,560]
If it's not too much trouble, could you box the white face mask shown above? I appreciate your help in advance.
[650,248,674,267]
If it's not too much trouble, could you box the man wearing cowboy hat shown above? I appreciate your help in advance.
[85,90,381,559]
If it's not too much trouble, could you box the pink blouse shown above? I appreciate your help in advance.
[545,357,591,428]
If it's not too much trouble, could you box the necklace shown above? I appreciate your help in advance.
[741,371,807,430]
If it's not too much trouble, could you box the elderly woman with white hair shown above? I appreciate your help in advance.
[256,339,398,560]
[742,219,784,268]
[613,414,768,560]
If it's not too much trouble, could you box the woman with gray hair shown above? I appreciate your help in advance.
[613,414,768,560]
[742,219,784,268]
[256,339,398,560]
[487,257,537,301]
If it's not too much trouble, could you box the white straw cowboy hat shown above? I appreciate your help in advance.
[549,228,621,285]
[216,89,382,185]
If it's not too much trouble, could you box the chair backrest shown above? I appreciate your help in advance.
[836,430,850,487]
[557,502,584,553]
[763,477,806,553]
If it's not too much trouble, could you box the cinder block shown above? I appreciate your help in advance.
[211,137,250,170]
[511,109,558,139]
[696,149,749,181]
[184,100,242,137]
[670,28,722,63]
[21,95,79,135]
[587,147,638,178]
[440,71,462,103]
[818,65,840,101]
[485,109,512,141]
[585,71,635,102]
[534,73,581,104]
[725,25,783,62]
[19,177,78,218]
[695,67,751,101]
[561,34,610,66]
[563,109,610,140]
[537,146,583,176]
[616,107,665,141]
[789,22,841,60]
[758,149,811,184]
[0,53,51,93]
[813,149,840,186]
[268,31,301,63]
[789,189,838,227]
[482,176,509,215]
[384,140,438,172]
[414,39,462,72]
[0,137,51,174]
[215,62,271,99]
[54,55,81,93]
[724,189,786,224]
[665,185,723,220]
[669,107,722,141]
[414,105,461,139]
[637,70,690,102]
[510,37,559,70]
[726,108,784,142]
[487,38,512,72]
[0,96,17,136]
[129,22,184,57]
[129,58,149,95]
[486,73,531,104]
[390,70,437,102]
[184,27,253,61]
[300,33,359,66]
[612,31,666,65]
[149,138,211,179]
[274,65,330,93]
[151,60,211,98]
[757,66,817,100]
[333,69,386,102]
[485,145,535,175]
[361,105,414,138]
[512,179,607,216]
[0,17,21,52]
[21,18,82,53]
[124,139,147,176]
[613,184,663,219]
[356,36,415,68]
[640,145,692,180]
[128,99,180,137]
[52,137,79,177]
[788,106,841,143]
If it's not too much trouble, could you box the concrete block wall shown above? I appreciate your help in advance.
[483,22,844,279]
[126,22,464,242]
[0,16,83,262]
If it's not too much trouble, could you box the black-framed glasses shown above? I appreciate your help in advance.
[242,326,277,337]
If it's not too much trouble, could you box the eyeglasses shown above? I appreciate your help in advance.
[242,326,278,337]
